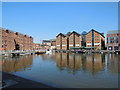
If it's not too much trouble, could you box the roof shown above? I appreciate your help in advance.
[69,31,80,36]
[87,29,105,38]
[50,39,56,41]
[56,33,66,37]
[107,30,120,34]
[42,40,51,42]
[0,27,33,38]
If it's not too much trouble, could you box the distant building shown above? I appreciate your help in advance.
[86,29,105,50]
[42,40,51,46]
[42,39,56,49]
[69,31,82,49]
[106,30,120,50]
[33,43,41,50]
[0,28,33,51]
[81,31,87,47]
[50,39,56,46]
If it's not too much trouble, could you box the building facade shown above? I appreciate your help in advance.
[42,40,51,46]
[81,31,87,47]
[33,43,41,50]
[106,30,120,50]
[86,29,105,50]
[56,33,67,50]
[69,31,81,49]
[56,31,82,50]
[0,28,33,51]
[42,39,56,50]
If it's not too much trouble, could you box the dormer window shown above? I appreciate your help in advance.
[6,29,9,33]
[15,32,18,35]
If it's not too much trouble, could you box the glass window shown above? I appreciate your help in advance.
[114,37,118,40]
[114,46,118,50]
[108,46,112,50]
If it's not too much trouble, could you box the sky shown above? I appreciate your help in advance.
[2,2,118,43]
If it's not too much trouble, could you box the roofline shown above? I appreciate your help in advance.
[1,27,33,38]
[56,33,66,37]
[69,31,80,36]
[87,29,105,38]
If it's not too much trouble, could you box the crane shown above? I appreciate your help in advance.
[14,39,20,50]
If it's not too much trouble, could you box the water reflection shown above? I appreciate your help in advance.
[2,53,119,74]
[2,55,33,72]
[107,54,119,73]
[55,53,105,74]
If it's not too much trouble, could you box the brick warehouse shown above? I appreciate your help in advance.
[86,29,105,50]
[56,31,82,50]
[69,31,81,49]
[0,28,33,51]
[106,30,120,50]
[56,33,67,50]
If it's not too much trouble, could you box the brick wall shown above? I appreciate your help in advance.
[86,32,92,47]
[106,33,119,50]
[86,30,105,50]
[1,29,33,51]
[69,33,81,49]
[56,35,61,50]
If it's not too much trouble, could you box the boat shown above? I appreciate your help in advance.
[46,49,52,55]
[35,51,46,54]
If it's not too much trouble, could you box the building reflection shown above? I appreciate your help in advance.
[56,53,105,74]
[41,54,56,61]
[107,54,120,73]
[2,55,33,72]
[86,54,105,74]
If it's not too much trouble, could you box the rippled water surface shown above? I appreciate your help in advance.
[2,53,119,88]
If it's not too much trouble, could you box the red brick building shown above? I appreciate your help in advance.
[0,28,33,51]
[106,30,120,50]
[69,31,81,49]
[86,29,105,50]
[56,33,67,50]
[56,31,82,50]
[33,43,41,50]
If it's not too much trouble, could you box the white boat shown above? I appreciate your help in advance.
[46,49,52,55]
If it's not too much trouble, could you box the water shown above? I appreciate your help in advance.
[2,53,119,88]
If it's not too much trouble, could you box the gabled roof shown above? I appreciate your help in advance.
[69,31,80,36]
[56,33,66,37]
[87,29,105,38]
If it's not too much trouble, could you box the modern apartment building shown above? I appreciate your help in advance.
[56,33,67,50]
[69,31,81,49]
[0,28,33,51]
[86,29,105,50]
[106,30,120,50]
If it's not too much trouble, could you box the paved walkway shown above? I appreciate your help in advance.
[2,72,53,88]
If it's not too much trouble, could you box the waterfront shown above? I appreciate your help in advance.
[2,53,119,88]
